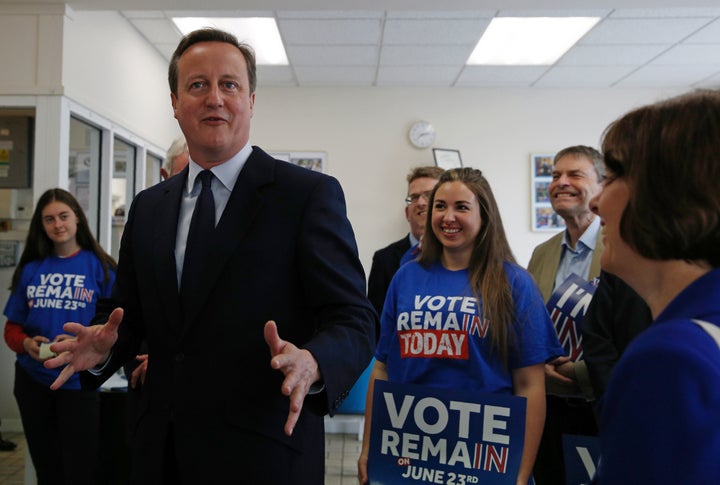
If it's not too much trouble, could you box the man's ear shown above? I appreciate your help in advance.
[171,92,178,119]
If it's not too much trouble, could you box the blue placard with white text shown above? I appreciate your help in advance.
[563,434,601,485]
[546,273,598,361]
[368,380,527,484]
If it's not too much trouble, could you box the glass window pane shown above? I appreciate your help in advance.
[111,138,136,260]
[69,117,101,237]
[146,152,162,188]
[0,108,34,189]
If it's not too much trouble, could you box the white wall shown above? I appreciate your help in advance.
[0,8,180,428]
[62,10,181,148]
[250,86,680,271]
[0,7,684,427]
[0,5,64,95]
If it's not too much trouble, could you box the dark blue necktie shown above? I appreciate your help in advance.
[181,170,215,300]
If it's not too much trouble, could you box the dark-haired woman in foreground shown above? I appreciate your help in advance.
[591,90,720,483]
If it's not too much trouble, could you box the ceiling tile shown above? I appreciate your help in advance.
[380,45,474,66]
[455,66,548,86]
[286,45,378,66]
[129,18,181,44]
[693,71,720,88]
[276,10,384,20]
[614,64,720,87]
[650,44,720,64]
[385,11,494,20]
[122,10,166,19]
[279,19,382,45]
[257,65,296,86]
[609,8,720,18]
[114,7,720,89]
[684,17,720,43]
[294,66,376,85]
[535,65,638,87]
[376,65,461,85]
[168,10,273,17]
[382,18,490,45]
[580,18,711,44]
[558,44,669,66]
[497,9,611,18]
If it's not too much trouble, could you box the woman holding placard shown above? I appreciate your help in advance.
[358,168,563,485]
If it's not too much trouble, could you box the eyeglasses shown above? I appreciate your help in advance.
[405,191,432,206]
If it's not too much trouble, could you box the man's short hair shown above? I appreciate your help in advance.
[554,145,605,181]
[407,166,444,184]
[168,28,257,97]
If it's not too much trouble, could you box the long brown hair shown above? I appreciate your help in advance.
[419,168,518,364]
[11,188,116,291]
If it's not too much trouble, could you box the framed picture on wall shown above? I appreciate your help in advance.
[530,153,565,232]
[269,151,326,173]
[432,148,463,170]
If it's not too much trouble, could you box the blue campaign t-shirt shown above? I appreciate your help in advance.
[376,261,563,395]
[4,249,115,389]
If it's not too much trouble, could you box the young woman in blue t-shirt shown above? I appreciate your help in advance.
[3,188,116,485]
[358,168,562,485]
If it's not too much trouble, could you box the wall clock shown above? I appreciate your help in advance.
[408,121,436,149]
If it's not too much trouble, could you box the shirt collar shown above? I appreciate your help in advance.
[409,233,420,247]
[561,216,601,252]
[186,142,253,194]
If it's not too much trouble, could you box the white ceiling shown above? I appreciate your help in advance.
[10,1,720,89]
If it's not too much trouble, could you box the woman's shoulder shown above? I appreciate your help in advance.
[16,258,43,283]
[502,261,534,285]
[393,260,428,280]
[629,318,720,359]
[74,249,111,270]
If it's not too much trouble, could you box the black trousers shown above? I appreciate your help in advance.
[13,362,100,485]
[533,394,598,485]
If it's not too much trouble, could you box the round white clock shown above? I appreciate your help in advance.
[408,121,436,149]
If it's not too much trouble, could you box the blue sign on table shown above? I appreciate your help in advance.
[368,380,527,484]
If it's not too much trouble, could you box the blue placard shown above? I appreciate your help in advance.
[562,434,600,485]
[368,380,527,484]
[546,273,599,361]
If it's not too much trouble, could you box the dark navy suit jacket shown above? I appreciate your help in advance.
[85,147,376,484]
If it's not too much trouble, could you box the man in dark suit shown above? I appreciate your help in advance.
[581,270,652,421]
[46,28,376,484]
[367,166,443,323]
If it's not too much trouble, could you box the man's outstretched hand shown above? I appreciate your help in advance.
[264,320,321,437]
[44,307,124,390]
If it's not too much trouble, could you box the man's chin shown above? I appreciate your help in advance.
[550,205,575,217]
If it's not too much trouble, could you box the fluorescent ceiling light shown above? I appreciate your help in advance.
[172,17,289,65]
[467,17,600,65]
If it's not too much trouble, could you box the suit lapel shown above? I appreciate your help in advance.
[539,233,564,301]
[180,148,275,334]
[153,172,185,331]
[589,231,604,280]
